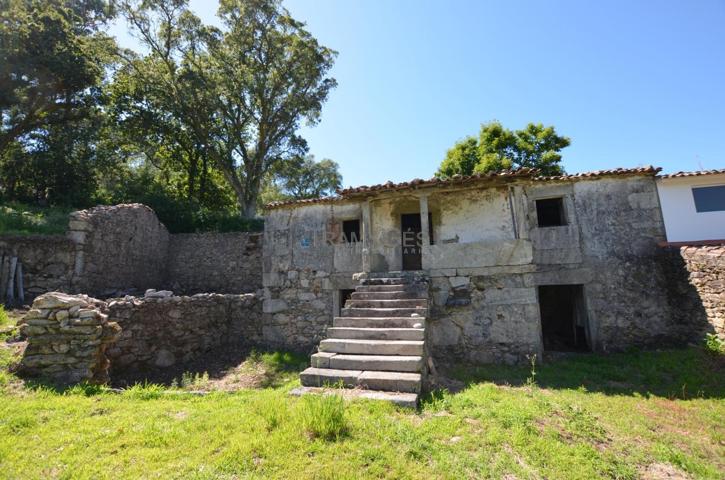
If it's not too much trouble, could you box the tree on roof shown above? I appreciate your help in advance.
[436,121,570,178]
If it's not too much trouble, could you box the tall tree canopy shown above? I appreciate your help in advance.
[117,0,337,216]
[273,154,341,199]
[437,121,571,178]
[0,0,115,155]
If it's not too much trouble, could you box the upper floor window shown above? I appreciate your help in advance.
[536,197,567,227]
[692,185,725,213]
[342,219,361,242]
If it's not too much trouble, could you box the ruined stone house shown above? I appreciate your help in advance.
[263,166,688,392]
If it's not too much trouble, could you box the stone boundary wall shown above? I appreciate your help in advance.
[105,293,262,370]
[166,233,262,294]
[17,289,326,384]
[0,236,76,302]
[18,292,121,384]
[69,204,169,297]
[1,204,265,304]
[661,244,725,340]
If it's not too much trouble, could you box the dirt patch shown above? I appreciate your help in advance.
[110,342,305,391]
[638,462,690,479]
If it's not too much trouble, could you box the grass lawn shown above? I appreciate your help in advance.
[0,202,72,236]
[0,335,723,479]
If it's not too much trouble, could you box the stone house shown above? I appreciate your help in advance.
[263,165,681,375]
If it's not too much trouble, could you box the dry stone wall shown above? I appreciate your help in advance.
[0,236,75,303]
[19,292,121,384]
[106,292,262,370]
[662,244,725,340]
[166,233,262,294]
[69,204,169,296]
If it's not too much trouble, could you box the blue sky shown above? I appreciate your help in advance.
[110,0,725,188]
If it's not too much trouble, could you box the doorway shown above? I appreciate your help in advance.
[401,213,422,270]
[538,285,590,352]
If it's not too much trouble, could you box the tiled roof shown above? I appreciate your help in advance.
[337,168,536,195]
[658,168,725,179]
[265,165,661,209]
[534,166,661,181]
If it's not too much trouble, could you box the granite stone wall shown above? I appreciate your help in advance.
[0,236,75,303]
[166,232,262,294]
[106,293,262,370]
[69,204,170,296]
[18,292,121,384]
[661,244,725,341]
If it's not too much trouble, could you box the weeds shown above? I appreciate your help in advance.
[525,353,537,395]
[704,333,724,355]
[299,393,348,441]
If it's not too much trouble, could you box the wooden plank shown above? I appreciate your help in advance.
[6,256,17,304]
[0,254,7,304]
[16,261,24,306]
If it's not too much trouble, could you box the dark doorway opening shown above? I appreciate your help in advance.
[538,285,590,352]
[342,219,360,243]
[339,289,355,314]
[401,213,421,270]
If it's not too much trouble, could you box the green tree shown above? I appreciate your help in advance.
[0,0,115,155]
[437,121,570,177]
[117,0,337,217]
[274,155,341,199]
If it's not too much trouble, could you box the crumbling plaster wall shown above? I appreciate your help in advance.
[263,202,363,351]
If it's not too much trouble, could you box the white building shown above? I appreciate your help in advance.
[656,169,725,243]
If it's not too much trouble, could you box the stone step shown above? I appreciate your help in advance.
[360,278,408,285]
[345,299,428,309]
[351,291,425,300]
[341,307,427,318]
[319,339,424,356]
[356,285,410,293]
[333,316,426,328]
[327,326,425,341]
[311,352,423,372]
[300,367,421,393]
[289,386,418,408]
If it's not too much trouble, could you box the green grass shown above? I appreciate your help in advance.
[0,202,71,235]
[0,347,723,479]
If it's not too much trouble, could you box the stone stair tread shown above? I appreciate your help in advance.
[327,326,425,341]
[289,386,418,408]
[300,367,421,393]
[311,352,423,372]
[322,339,424,346]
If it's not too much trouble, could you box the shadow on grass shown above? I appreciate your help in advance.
[108,344,308,390]
[443,347,725,400]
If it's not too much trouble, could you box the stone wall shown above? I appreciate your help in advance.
[661,244,725,340]
[166,233,262,294]
[18,292,121,384]
[0,236,75,302]
[69,204,169,296]
[105,293,262,370]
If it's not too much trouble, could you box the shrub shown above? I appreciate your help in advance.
[704,334,724,356]
[0,306,9,328]
[298,393,348,441]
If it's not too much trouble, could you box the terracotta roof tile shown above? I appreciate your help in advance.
[534,166,661,181]
[658,168,725,179]
[265,165,661,209]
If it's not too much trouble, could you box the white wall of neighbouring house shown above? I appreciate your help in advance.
[656,173,725,242]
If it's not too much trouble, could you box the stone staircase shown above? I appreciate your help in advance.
[297,272,429,407]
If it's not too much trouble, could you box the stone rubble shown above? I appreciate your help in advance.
[19,292,121,384]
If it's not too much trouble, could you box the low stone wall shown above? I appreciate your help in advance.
[166,233,262,294]
[0,236,75,303]
[662,244,725,340]
[18,293,121,384]
[106,293,262,370]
